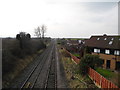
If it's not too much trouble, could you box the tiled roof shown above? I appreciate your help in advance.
[85,35,120,50]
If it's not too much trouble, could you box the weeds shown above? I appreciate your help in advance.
[2,38,47,87]
[58,46,97,88]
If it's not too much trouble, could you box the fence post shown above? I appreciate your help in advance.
[100,75,102,88]
[93,69,95,82]
[108,81,110,88]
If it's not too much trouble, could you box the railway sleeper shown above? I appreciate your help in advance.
[47,75,56,88]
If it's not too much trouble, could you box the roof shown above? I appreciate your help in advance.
[85,35,120,50]
[67,40,79,45]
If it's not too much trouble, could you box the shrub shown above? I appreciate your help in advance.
[2,50,17,75]
[79,54,103,75]
[2,38,47,76]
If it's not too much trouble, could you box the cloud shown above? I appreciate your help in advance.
[0,1,118,38]
[46,2,118,38]
[45,0,119,3]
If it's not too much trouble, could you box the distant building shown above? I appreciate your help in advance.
[65,39,85,58]
[85,34,120,71]
[65,40,80,53]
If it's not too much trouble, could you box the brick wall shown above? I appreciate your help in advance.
[92,53,120,70]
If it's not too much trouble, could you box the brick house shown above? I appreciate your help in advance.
[85,34,120,71]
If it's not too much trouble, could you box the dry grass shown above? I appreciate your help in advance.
[58,47,97,88]
[2,38,46,88]
[3,49,44,88]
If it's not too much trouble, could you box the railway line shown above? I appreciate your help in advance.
[9,39,67,89]
[45,45,57,89]
[20,40,57,89]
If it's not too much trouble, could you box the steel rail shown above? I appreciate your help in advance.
[44,44,57,89]
[31,43,54,88]
[20,41,54,88]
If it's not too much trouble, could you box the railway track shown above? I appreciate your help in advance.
[44,44,57,89]
[20,40,57,89]
[20,41,54,88]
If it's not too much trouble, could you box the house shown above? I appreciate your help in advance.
[65,40,80,53]
[64,39,85,58]
[85,34,120,71]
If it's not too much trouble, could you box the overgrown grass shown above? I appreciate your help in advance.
[95,68,120,87]
[3,49,44,88]
[72,53,80,57]
[95,68,115,79]
[59,46,97,88]
[2,38,49,88]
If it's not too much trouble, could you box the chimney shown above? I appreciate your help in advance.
[103,34,107,36]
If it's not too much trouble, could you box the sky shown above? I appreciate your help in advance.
[0,0,119,38]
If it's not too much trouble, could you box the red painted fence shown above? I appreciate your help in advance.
[64,48,80,64]
[88,67,118,88]
[64,48,119,88]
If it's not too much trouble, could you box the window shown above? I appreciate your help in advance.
[105,49,110,54]
[94,48,100,53]
[78,40,81,43]
[98,49,100,53]
[111,38,114,40]
[104,38,107,40]
[83,41,85,44]
[97,38,100,40]
[114,50,120,55]
[109,41,113,45]
[94,49,97,53]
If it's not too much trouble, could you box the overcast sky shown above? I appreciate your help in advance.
[0,0,119,38]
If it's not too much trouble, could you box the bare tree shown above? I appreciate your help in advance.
[41,24,47,39]
[34,26,41,38]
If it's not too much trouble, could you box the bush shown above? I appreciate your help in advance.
[2,38,47,76]
[2,37,48,88]
[2,50,17,75]
[79,54,103,75]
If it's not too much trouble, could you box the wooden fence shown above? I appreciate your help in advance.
[64,48,119,88]
[64,48,80,64]
[88,67,118,88]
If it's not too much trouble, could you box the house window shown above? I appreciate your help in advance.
[98,49,100,53]
[94,49,97,53]
[109,41,113,45]
[105,49,110,54]
[83,41,85,44]
[104,38,107,40]
[114,50,120,55]
[94,48,100,53]
[111,38,114,40]
[97,38,100,40]
[78,40,81,44]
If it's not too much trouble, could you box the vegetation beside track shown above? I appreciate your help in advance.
[58,45,97,88]
[2,38,50,88]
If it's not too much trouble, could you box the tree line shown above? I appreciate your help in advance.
[16,24,47,49]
